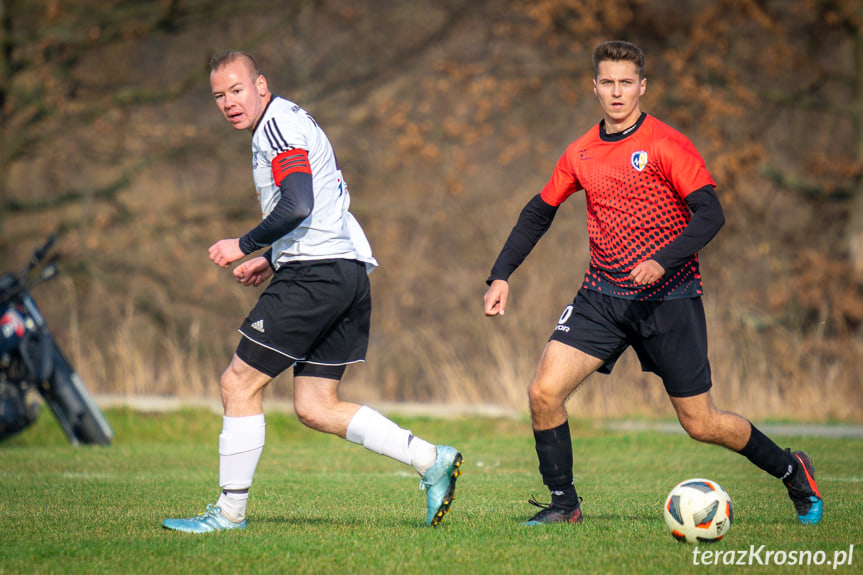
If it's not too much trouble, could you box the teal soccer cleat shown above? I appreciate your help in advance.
[162,504,246,533]
[420,445,463,527]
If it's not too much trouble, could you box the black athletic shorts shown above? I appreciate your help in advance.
[548,287,712,398]
[236,258,371,378]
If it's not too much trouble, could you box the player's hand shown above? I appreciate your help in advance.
[233,256,273,287]
[484,279,509,316]
[630,259,665,285]
[208,238,244,268]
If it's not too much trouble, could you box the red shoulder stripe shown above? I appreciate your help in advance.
[272,149,311,186]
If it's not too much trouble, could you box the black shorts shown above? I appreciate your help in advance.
[236,259,371,378]
[548,288,712,398]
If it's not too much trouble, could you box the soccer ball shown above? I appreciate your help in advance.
[663,478,733,544]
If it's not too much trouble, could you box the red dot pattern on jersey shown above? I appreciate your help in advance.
[542,116,715,301]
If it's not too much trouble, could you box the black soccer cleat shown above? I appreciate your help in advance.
[522,496,583,526]
[783,450,823,524]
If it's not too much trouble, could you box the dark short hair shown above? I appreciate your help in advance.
[209,49,263,79]
[592,41,646,79]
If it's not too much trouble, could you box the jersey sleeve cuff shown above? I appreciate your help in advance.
[239,233,261,255]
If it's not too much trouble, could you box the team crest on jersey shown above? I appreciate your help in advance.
[631,151,648,172]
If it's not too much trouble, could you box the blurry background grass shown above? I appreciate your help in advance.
[0,409,860,574]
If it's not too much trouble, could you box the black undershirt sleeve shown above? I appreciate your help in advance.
[261,247,275,270]
[239,171,314,255]
[486,194,559,285]
[652,185,725,270]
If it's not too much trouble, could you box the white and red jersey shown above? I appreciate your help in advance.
[251,96,377,271]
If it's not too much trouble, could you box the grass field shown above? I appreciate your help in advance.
[0,407,860,574]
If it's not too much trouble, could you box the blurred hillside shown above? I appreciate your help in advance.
[1,0,862,420]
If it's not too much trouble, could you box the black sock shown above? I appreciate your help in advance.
[534,421,578,507]
[737,423,795,480]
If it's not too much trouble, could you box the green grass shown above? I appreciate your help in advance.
[0,408,860,574]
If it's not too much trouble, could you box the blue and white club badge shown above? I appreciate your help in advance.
[631,151,648,172]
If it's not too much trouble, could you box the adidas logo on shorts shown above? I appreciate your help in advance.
[250,319,265,333]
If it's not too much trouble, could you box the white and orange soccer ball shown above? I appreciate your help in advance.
[663,478,733,544]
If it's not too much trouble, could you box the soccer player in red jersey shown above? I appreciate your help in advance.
[483,41,822,526]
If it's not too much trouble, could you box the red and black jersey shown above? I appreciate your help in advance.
[541,114,716,300]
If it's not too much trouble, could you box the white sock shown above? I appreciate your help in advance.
[345,405,437,474]
[218,414,266,522]
[216,490,248,523]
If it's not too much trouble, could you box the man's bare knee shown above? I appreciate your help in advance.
[671,392,728,444]
[528,379,561,414]
[220,368,248,402]
[219,356,271,416]
[680,416,714,443]
[294,400,325,430]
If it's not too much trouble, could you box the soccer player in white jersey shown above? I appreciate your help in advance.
[163,50,462,533]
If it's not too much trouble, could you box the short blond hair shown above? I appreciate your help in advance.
[209,50,263,81]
